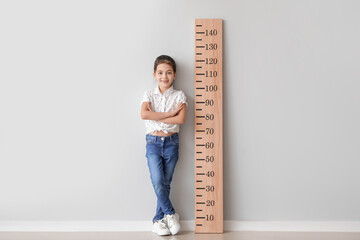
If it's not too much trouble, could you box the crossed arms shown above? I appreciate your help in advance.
[140,102,186,124]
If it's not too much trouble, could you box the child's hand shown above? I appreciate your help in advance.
[147,102,153,112]
[170,103,183,117]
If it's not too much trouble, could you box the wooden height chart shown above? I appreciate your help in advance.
[194,19,223,233]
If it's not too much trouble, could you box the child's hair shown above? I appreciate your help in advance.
[154,55,176,73]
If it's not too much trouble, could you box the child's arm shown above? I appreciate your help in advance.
[141,102,183,121]
[159,105,186,124]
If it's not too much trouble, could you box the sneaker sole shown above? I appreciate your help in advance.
[152,229,171,236]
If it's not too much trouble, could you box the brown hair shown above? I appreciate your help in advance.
[154,55,176,73]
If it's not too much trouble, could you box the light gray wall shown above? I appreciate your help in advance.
[1,0,359,221]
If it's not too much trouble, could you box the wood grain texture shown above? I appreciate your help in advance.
[194,19,223,234]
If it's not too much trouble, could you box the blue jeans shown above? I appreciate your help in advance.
[146,133,179,222]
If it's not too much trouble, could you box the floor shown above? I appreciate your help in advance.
[0,231,360,240]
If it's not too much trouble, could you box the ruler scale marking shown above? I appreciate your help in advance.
[194,19,223,234]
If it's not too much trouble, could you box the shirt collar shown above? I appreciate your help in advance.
[154,85,174,96]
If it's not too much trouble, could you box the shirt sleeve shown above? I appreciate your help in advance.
[140,90,151,106]
[178,91,188,107]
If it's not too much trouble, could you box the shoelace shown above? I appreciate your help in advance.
[158,219,168,230]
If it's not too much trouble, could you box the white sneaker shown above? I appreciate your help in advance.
[165,213,180,235]
[152,219,171,236]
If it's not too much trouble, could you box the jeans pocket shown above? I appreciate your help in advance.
[146,135,155,144]
[170,135,179,145]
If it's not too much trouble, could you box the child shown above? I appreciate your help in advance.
[140,55,187,236]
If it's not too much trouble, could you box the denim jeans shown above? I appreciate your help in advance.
[146,133,179,222]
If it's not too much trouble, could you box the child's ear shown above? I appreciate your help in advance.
[174,72,176,79]
[153,72,156,78]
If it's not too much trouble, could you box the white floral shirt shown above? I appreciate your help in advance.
[141,85,188,134]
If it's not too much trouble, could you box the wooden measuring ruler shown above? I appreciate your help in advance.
[194,19,223,233]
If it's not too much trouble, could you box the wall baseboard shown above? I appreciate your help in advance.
[0,221,359,232]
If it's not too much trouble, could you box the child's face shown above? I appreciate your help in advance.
[153,63,176,91]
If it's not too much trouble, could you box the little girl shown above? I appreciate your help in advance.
[140,55,187,236]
